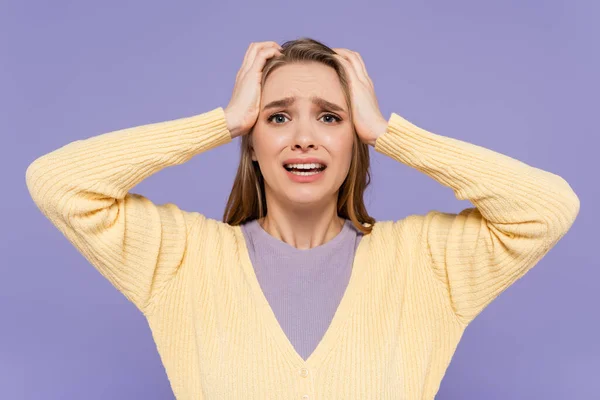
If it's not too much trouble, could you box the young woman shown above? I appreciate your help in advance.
[26,37,580,399]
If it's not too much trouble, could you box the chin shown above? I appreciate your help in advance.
[283,190,328,208]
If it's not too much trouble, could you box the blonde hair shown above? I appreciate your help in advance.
[222,37,375,235]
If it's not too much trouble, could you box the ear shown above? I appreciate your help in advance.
[248,131,258,161]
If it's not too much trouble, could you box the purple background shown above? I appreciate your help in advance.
[3,1,598,399]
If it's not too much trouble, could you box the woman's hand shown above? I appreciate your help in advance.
[225,41,283,138]
[332,48,388,146]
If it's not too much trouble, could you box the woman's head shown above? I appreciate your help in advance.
[223,37,375,234]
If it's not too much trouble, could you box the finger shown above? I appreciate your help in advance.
[351,52,373,87]
[334,48,373,88]
[344,51,372,88]
[334,53,360,87]
[246,42,281,65]
[332,47,348,54]
[240,42,281,79]
[236,43,256,80]
[239,43,265,78]
[239,42,281,75]
[334,52,358,79]
[334,49,361,80]
[247,46,282,76]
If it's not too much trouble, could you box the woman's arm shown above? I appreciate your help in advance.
[25,107,232,315]
[375,112,580,326]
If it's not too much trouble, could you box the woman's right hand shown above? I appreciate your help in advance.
[225,41,283,138]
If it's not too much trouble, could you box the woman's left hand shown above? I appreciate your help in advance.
[332,48,388,146]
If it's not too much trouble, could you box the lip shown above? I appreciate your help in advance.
[282,157,328,166]
[282,157,328,184]
[284,167,326,183]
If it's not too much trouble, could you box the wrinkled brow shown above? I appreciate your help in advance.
[262,96,346,113]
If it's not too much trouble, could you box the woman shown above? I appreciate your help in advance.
[26,37,580,399]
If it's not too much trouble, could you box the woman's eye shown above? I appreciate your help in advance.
[267,113,341,124]
[268,114,289,124]
[321,114,342,123]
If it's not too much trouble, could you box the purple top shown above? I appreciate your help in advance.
[240,218,364,361]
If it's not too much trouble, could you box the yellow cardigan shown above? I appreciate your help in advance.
[26,106,579,399]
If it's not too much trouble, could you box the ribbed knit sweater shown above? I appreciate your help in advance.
[25,106,580,399]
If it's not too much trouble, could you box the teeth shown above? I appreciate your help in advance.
[284,163,325,169]
[289,170,322,176]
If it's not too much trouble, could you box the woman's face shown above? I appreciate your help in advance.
[251,62,354,209]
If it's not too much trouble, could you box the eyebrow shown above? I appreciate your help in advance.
[261,96,346,113]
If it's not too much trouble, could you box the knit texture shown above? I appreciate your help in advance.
[26,106,580,399]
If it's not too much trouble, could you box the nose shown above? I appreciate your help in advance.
[293,141,317,151]
[291,119,318,151]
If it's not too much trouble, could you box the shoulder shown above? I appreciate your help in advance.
[181,211,241,247]
[368,210,471,254]
[370,213,429,237]
[367,212,455,253]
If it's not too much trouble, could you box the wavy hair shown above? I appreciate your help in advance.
[222,37,375,234]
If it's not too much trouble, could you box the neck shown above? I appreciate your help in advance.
[258,197,345,250]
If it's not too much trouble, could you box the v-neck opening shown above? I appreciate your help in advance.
[232,222,373,370]
[247,218,353,256]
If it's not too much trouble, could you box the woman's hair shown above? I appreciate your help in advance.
[222,37,375,235]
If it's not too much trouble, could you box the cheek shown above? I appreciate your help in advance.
[323,132,354,168]
[251,132,281,160]
[251,134,283,180]
[323,126,354,147]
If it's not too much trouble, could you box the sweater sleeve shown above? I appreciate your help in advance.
[374,112,580,326]
[25,107,232,315]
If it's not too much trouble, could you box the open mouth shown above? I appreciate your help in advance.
[283,163,327,176]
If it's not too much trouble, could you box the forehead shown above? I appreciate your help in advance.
[262,62,344,102]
